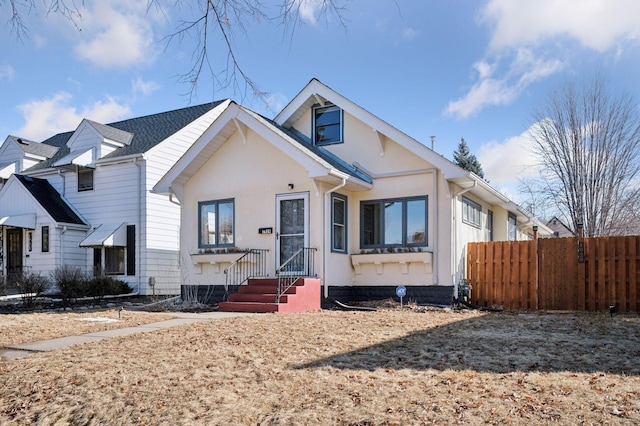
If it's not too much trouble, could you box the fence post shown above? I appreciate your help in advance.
[577,234,586,310]
[532,227,538,311]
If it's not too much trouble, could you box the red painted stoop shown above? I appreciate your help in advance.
[218,278,321,313]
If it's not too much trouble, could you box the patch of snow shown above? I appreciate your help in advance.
[76,317,119,323]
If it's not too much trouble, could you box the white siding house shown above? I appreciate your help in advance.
[0,100,230,295]
[154,79,551,306]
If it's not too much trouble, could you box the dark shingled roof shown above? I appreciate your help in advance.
[26,101,226,172]
[255,114,373,184]
[16,175,87,225]
[7,136,59,158]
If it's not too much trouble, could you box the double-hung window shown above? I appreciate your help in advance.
[199,199,235,248]
[360,196,427,248]
[332,193,347,253]
[105,247,125,275]
[313,104,343,145]
[41,225,49,252]
[78,167,94,191]
[462,196,482,227]
[487,210,494,241]
[508,212,517,241]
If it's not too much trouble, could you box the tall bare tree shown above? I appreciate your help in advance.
[529,75,640,237]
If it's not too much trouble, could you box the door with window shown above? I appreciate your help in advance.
[6,228,23,284]
[276,192,309,273]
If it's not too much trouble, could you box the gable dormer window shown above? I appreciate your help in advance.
[313,104,343,145]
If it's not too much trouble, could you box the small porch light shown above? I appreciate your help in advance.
[288,183,294,190]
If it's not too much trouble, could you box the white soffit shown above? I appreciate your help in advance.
[0,214,36,229]
[54,148,93,167]
[79,222,127,247]
[0,162,15,179]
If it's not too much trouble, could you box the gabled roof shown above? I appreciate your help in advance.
[15,175,87,225]
[275,78,467,178]
[154,102,373,196]
[245,109,372,185]
[5,136,59,158]
[546,216,575,237]
[25,101,227,172]
[84,120,134,146]
[276,78,554,229]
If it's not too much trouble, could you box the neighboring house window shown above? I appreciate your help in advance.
[487,210,494,241]
[332,193,347,253]
[105,247,125,275]
[93,248,102,276]
[360,196,427,248]
[28,232,32,252]
[508,212,517,241]
[78,168,94,191]
[462,196,482,228]
[41,226,49,252]
[313,104,343,145]
[199,199,235,248]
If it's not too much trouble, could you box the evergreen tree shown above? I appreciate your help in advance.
[453,138,484,178]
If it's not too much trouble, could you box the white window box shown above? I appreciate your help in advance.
[350,251,433,275]
[190,252,249,273]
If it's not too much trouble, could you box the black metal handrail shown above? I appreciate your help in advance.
[275,247,316,303]
[223,249,269,300]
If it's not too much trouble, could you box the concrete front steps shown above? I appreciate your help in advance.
[218,277,321,313]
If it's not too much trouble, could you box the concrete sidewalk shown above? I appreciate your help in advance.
[1,311,257,361]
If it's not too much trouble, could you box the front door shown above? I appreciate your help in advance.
[6,228,23,284]
[276,192,309,273]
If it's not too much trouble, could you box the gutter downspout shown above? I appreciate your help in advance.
[323,178,347,299]
[58,169,66,196]
[516,217,534,239]
[432,170,439,285]
[60,225,67,266]
[133,157,142,296]
[452,180,477,299]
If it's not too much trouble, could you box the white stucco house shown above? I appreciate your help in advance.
[154,79,550,309]
[0,100,230,295]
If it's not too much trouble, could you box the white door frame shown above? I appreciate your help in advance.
[275,192,309,272]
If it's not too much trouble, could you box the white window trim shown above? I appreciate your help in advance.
[462,196,482,228]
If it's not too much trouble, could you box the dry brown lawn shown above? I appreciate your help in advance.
[0,309,174,347]
[1,307,639,425]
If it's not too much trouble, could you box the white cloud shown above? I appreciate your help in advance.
[132,77,161,97]
[481,0,640,52]
[478,126,541,187]
[447,0,640,119]
[402,27,420,42]
[15,92,131,141]
[73,1,158,69]
[0,64,15,80]
[265,92,289,114]
[294,0,324,25]
[445,49,563,118]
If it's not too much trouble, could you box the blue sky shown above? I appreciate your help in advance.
[2,0,640,202]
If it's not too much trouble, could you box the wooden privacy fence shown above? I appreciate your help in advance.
[467,236,640,312]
